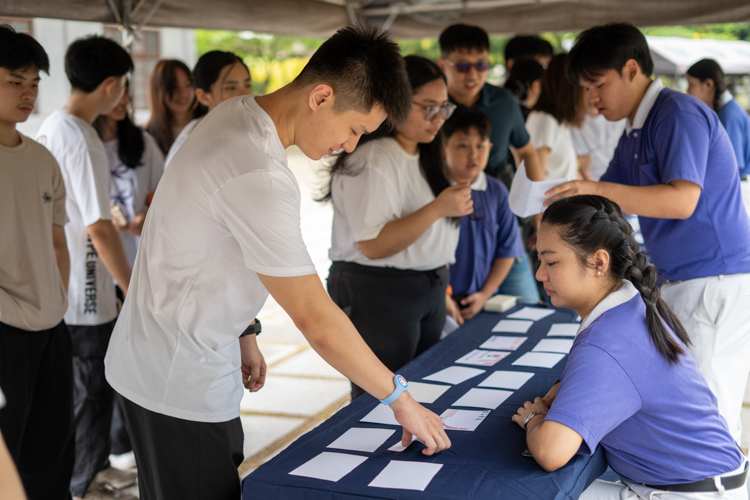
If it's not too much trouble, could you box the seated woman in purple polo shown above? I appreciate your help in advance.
[513,195,747,500]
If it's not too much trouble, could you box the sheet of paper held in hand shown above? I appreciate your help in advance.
[508,162,566,217]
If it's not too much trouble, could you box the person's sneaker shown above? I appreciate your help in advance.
[94,467,138,490]
[109,451,136,471]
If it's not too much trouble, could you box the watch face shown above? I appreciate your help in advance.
[396,375,407,388]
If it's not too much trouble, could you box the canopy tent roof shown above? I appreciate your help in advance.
[646,36,750,75]
[3,0,750,39]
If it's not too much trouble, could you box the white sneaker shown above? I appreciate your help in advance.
[109,451,136,471]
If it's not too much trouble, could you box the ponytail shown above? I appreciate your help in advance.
[542,195,691,363]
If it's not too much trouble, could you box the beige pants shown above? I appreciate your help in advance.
[660,273,750,444]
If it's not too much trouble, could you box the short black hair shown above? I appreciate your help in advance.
[504,59,544,101]
[293,24,410,131]
[0,24,50,74]
[442,105,491,142]
[65,35,134,93]
[504,35,553,64]
[439,24,490,56]
[567,23,653,83]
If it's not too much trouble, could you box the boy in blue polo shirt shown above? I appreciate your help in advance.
[547,23,750,443]
[445,106,524,323]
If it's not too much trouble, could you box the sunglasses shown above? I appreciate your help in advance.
[412,101,457,121]
[444,59,491,73]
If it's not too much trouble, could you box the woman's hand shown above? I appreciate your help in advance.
[459,291,489,321]
[128,210,147,237]
[445,295,464,326]
[434,184,473,218]
[511,397,550,430]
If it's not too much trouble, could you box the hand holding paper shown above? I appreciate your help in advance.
[508,162,565,217]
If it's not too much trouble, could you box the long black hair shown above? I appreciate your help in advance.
[319,55,453,219]
[687,58,726,111]
[94,79,145,169]
[542,195,691,363]
[193,50,249,118]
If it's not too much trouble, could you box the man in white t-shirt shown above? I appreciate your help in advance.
[105,25,451,500]
[0,25,74,500]
[36,35,135,500]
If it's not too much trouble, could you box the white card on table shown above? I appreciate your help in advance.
[360,404,399,426]
[547,323,579,337]
[289,451,367,482]
[407,381,451,404]
[422,366,485,385]
[368,460,443,491]
[452,388,513,409]
[479,335,527,351]
[440,409,490,431]
[478,370,534,390]
[506,307,556,321]
[388,435,420,452]
[492,319,534,333]
[512,352,566,369]
[455,349,510,366]
[327,428,395,453]
[532,338,574,354]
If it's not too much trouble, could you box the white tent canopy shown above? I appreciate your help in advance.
[646,36,750,76]
[2,0,750,38]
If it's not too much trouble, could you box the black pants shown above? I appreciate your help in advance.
[327,261,449,400]
[116,393,244,500]
[68,320,116,497]
[0,320,74,500]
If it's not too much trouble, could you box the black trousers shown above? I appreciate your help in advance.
[68,320,116,497]
[0,320,75,500]
[327,261,449,400]
[116,393,244,500]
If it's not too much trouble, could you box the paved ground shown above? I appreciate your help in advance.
[115,147,750,497]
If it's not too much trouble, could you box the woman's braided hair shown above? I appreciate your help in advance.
[542,195,691,363]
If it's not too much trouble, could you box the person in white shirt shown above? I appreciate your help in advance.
[36,35,134,500]
[0,24,74,500]
[164,51,253,168]
[323,55,472,400]
[104,26,452,500]
[526,53,586,181]
[572,98,626,182]
[144,59,195,156]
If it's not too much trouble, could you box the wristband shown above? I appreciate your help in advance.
[380,374,408,406]
[240,318,261,338]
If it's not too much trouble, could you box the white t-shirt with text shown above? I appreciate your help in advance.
[105,96,317,422]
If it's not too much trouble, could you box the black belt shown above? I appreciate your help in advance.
[644,461,748,493]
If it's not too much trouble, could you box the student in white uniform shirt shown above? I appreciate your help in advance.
[572,98,626,182]
[104,26,451,500]
[36,35,134,499]
[526,53,586,181]
[164,51,253,168]
[323,55,472,400]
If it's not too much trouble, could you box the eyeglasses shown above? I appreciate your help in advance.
[412,101,457,121]
[444,59,491,73]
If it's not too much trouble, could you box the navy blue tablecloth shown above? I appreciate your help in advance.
[243,306,606,499]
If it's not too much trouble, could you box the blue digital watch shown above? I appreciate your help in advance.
[380,374,408,406]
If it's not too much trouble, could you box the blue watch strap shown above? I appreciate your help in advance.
[380,374,408,406]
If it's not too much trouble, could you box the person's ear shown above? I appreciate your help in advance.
[624,59,639,82]
[309,84,333,112]
[101,76,118,97]
[591,249,611,276]
[195,88,212,108]
[705,79,715,93]
[437,57,447,73]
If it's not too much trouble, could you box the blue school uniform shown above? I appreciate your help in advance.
[450,172,523,296]
[717,91,750,178]
[546,281,743,485]
[601,80,750,281]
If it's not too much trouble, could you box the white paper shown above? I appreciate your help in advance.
[368,460,443,491]
[532,338,574,354]
[327,428,396,453]
[478,370,534,390]
[422,366,485,385]
[360,404,399,426]
[440,409,490,431]
[479,335,527,351]
[512,352,566,369]
[289,451,368,482]
[452,388,513,409]
[407,382,450,404]
[388,435,421,452]
[547,323,579,337]
[455,349,510,366]
[492,319,534,333]
[506,307,556,321]
[508,162,564,217]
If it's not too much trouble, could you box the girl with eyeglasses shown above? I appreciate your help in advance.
[321,55,472,400]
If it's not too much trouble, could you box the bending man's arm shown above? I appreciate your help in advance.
[257,272,451,455]
[87,219,132,295]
